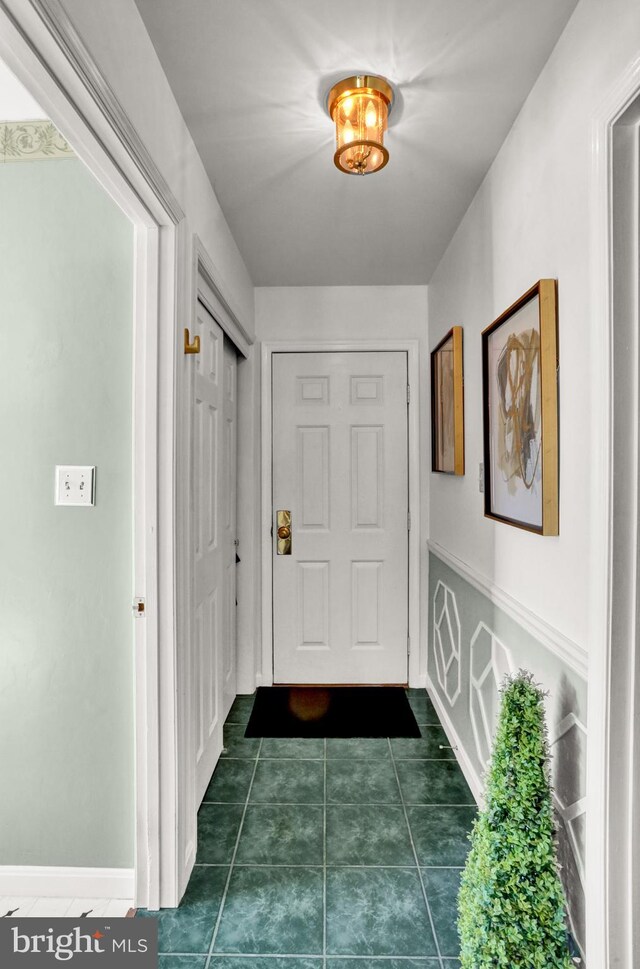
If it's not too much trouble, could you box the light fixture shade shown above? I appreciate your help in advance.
[328,75,393,175]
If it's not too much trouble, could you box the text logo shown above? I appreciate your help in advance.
[0,918,157,967]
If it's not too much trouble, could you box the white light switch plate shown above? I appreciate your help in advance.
[55,466,96,506]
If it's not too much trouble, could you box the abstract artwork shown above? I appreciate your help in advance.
[431,326,464,475]
[482,280,558,534]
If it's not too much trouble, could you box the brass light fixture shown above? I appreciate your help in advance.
[327,74,394,175]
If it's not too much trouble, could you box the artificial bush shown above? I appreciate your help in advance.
[458,671,573,968]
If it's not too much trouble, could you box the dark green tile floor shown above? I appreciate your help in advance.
[142,689,473,969]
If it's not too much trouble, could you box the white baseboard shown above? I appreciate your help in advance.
[427,541,588,680]
[426,676,484,805]
[0,867,135,898]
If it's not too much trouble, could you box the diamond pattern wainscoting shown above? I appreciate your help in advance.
[139,689,475,969]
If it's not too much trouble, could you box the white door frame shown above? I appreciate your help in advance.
[587,53,640,966]
[261,340,421,688]
[0,0,184,910]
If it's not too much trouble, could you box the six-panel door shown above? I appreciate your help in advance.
[272,351,409,684]
[193,300,238,806]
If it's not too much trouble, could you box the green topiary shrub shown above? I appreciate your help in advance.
[458,671,573,968]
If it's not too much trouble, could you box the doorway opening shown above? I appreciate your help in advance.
[0,57,136,910]
[0,12,181,911]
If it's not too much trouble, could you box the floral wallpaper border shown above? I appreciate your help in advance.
[1,120,74,162]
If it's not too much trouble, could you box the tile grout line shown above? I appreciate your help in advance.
[387,737,445,969]
[192,863,464,870]
[323,736,327,969]
[219,758,457,764]
[201,801,474,808]
[160,953,453,961]
[204,735,264,969]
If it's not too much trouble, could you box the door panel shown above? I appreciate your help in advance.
[192,303,238,805]
[193,301,223,804]
[272,351,409,684]
[222,339,238,720]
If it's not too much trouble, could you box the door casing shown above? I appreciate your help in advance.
[261,340,423,689]
[587,54,640,966]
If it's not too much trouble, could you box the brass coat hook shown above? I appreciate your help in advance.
[184,327,200,354]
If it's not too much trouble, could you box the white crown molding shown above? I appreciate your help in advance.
[23,0,184,224]
[0,866,134,899]
[428,540,588,681]
[194,234,254,353]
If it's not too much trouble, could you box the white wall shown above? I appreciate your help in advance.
[59,0,254,335]
[428,0,640,653]
[255,285,429,685]
[427,0,640,959]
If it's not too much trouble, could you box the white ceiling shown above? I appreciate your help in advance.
[135,0,578,286]
[0,59,46,120]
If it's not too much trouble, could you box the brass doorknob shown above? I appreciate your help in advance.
[276,510,292,555]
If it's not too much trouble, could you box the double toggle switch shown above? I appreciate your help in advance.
[276,510,292,555]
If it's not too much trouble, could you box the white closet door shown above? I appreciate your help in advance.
[193,300,225,805]
[221,339,238,720]
[272,351,409,684]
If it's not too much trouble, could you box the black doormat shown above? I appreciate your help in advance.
[245,686,421,738]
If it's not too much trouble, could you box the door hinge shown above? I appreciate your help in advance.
[407,511,411,531]
[407,635,411,654]
[133,597,145,618]
[407,383,411,404]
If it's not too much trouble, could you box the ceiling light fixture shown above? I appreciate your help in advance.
[327,74,393,176]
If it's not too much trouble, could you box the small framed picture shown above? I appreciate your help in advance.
[431,325,464,475]
[482,279,558,535]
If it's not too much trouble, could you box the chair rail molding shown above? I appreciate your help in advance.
[427,540,588,681]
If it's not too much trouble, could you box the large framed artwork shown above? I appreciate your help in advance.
[482,279,558,534]
[431,325,464,475]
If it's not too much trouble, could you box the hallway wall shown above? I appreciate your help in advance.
[56,0,255,335]
[254,285,429,687]
[0,153,134,868]
[428,553,587,951]
[426,0,640,958]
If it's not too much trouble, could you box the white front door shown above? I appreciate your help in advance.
[192,302,238,805]
[272,351,409,684]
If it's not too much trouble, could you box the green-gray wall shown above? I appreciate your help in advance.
[0,157,134,868]
[428,550,587,954]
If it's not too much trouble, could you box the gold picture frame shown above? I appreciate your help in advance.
[481,279,559,535]
[431,326,465,475]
